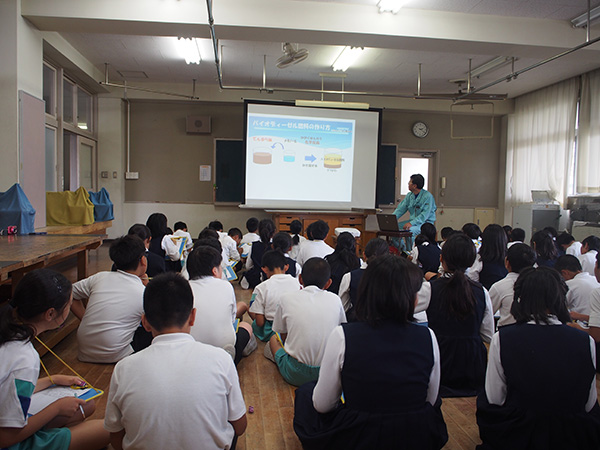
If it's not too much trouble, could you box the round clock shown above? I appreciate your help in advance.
[412,121,429,138]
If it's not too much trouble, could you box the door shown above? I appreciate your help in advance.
[396,150,437,204]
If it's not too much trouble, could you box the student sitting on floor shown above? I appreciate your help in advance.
[71,235,149,363]
[172,221,193,256]
[0,270,110,450]
[506,227,525,248]
[324,232,361,295]
[556,231,582,257]
[209,220,241,266]
[555,254,600,319]
[104,272,247,450]
[242,219,276,289]
[531,230,558,268]
[187,245,256,365]
[266,258,346,386]
[288,219,306,261]
[580,235,600,277]
[409,223,442,275]
[477,267,600,450]
[272,231,301,278]
[489,243,537,327]
[239,217,259,259]
[127,223,165,278]
[293,255,448,450]
[296,220,334,267]
[426,233,494,397]
[248,250,301,342]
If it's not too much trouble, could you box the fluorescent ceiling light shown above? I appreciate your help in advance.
[469,56,513,78]
[295,100,370,110]
[331,46,364,72]
[177,37,201,65]
[378,0,406,14]
[571,6,600,27]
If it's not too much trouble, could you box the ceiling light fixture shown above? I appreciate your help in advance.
[469,56,513,78]
[177,37,201,65]
[331,46,364,72]
[571,6,600,27]
[377,0,406,14]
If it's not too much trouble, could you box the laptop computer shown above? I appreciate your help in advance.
[376,214,400,232]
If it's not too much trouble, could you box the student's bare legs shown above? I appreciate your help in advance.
[68,419,110,450]
[236,302,248,319]
[267,334,283,363]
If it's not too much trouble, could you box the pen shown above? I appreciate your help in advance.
[79,404,85,419]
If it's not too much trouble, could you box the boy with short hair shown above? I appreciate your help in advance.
[187,245,256,364]
[489,243,537,327]
[248,250,301,341]
[104,272,247,450]
[555,254,600,318]
[507,227,526,248]
[296,220,334,266]
[268,258,346,386]
[556,232,582,257]
[71,235,148,362]
[209,220,241,264]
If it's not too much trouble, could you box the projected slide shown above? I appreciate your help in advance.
[246,113,356,202]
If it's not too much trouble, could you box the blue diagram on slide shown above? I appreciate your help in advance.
[246,113,356,203]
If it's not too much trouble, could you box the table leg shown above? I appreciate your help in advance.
[77,249,89,280]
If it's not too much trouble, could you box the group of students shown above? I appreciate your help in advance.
[2,211,600,450]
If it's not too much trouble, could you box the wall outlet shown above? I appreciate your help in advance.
[113,171,118,179]
[101,171,109,178]
[125,172,139,180]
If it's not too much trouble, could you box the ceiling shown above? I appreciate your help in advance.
[24,0,600,100]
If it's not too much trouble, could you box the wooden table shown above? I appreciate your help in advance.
[0,234,104,293]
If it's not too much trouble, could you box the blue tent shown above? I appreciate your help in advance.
[0,183,36,234]
[88,188,114,222]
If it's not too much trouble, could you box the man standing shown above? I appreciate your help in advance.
[393,174,436,241]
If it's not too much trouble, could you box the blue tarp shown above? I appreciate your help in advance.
[88,188,114,222]
[0,183,36,234]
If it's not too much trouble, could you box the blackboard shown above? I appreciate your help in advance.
[376,144,397,206]
[215,139,245,203]
[215,139,395,206]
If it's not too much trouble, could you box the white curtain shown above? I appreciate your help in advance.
[577,69,600,194]
[505,78,578,207]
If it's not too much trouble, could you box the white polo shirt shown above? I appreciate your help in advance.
[73,270,145,363]
[219,232,241,262]
[566,241,583,258]
[489,272,519,327]
[104,333,246,450]
[296,240,334,267]
[273,286,346,366]
[588,288,600,329]
[579,250,598,277]
[189,276,237,358]
[566,272,600,315]
[249,274,301,321]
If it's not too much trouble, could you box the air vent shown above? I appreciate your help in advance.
[186,116,211,134]
[116,70,149,79]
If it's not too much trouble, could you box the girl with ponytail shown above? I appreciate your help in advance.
[426,233,495,397]
[0,269,109,450]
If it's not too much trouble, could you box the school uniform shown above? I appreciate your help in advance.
[410,241,442,275]
[477,318,600,449]
[241,231,260,245]
[73,270,145,363]
[467,254,483,283]
[296,240,334,267]
[427,275,494,397]
[293,322,448,450]
[566,272,600,315]
[189,276,237,359]
[243,241,271,288]
[489,272,519,327]
[535,255,557,268]
[272,286,346,386]
[218,231,241,263]
[249,274,301,341]
[566,241,583,257]
[145,250,166,277]
[289,234,307,261]
[580,250,599,277]
[284,254,301,279]
[478,260,508,291]
[324,252,360,294]
[588,287,600,372]
[0,340,71,450]
[506,240,523,248]
[105,333,246,450]
[149,235,181,273]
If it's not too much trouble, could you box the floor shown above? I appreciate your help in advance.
[41,244,600,450]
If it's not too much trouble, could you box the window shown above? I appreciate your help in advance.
[77,87,92,130]
[63,78,75,124]
[43,63,56,116]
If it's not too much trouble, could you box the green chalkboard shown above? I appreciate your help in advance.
[215,139,245,203]
[376,144,397,206]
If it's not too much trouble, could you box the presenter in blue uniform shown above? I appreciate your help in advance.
[393,174,436,248]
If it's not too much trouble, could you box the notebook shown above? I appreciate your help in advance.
[376,214,400,232]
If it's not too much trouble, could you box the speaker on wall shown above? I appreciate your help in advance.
[186,115,211,134]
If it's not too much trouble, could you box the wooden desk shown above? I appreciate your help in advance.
[0,234,104,292]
